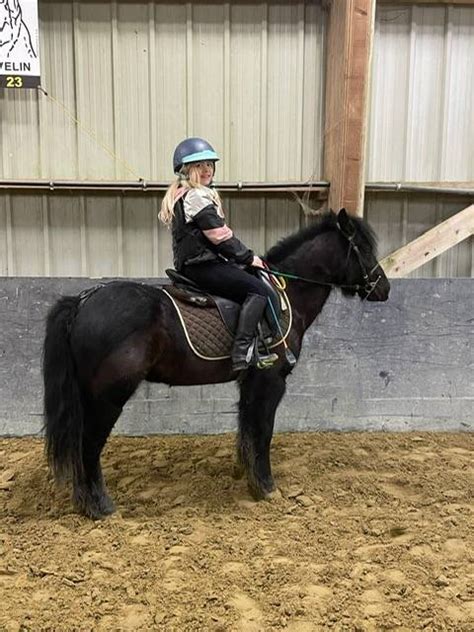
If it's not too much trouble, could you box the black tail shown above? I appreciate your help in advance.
[43,295,84,484]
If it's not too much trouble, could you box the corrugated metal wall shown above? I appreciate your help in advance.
[0,192,311,277]
[368,4,474,182]
[366,3,474,277]
[1,0,325,277]
[1,190,471,278]
[1,2,473,278]
[0,0,326,182]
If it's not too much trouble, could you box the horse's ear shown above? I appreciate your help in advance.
[337,208,356,237]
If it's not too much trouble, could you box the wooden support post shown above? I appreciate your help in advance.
[323,0,376,217]
[380,205,474,277]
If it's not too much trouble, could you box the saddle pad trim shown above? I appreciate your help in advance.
[162,288,292,362]
[162,289,229,361]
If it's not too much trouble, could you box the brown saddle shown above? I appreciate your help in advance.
[163,269,291,361]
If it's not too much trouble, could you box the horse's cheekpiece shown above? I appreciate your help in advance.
[163,269,292,362]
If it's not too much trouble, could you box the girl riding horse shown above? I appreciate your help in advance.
[159,137,278,371]
[43,204,390,519]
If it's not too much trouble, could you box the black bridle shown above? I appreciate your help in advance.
[263,223,384,299]
[341,230,384,299]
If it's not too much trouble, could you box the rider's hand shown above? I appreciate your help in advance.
[251,256,265,268]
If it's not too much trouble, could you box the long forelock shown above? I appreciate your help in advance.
[265,211,378,264]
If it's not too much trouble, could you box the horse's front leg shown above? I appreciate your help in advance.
[237,368,286,500]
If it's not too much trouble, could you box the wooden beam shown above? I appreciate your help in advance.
[380,205,474,277]
[323,0,376,217]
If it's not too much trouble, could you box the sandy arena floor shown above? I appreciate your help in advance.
[0,432,473,631]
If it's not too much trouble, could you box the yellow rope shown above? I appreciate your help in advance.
[37,86,143,181]
[262,263,287,291]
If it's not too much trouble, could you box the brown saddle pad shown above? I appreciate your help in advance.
[162,288,292,361]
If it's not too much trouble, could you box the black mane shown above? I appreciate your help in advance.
[265,211,377,264]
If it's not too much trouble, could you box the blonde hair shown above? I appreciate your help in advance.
[159,164,223,226]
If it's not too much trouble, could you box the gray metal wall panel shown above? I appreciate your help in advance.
[191,4,226,155]
[73,2,118,180]
[440,6,474,181]
[0,197,8,275]
[153,3,188,180]
[48,196,83,276]
[229,3,267,181]
[121,196,156,278]
[0,278,471,436]
[115,2,154,180]
[302,1,326,183]
[2,1,325,183]
[9,195,45,276]
[39,2,77,179]
[83,195,121,277]
[1,91,41,178]
[266,2,306,181]
[368,5,474,181]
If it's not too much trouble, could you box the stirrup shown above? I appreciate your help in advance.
[232,350,278,372]
[256,352,279,370]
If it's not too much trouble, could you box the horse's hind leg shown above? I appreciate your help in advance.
[237,369,286,500]
[73,397,119,519]
[74,385,135,519]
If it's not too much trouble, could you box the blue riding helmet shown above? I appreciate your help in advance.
[173,137,220,174]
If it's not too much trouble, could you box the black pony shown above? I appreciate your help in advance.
[43,209,390,518]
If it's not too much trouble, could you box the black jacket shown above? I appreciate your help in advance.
[171,190,253,271]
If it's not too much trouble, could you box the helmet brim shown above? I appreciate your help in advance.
[181,150,220,166]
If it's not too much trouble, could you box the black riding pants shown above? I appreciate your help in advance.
[183,261,278,312]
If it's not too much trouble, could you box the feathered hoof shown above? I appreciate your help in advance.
[248,478,276,501]
[74,489,116,520]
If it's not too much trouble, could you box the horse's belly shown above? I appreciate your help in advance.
[146,358,236,387]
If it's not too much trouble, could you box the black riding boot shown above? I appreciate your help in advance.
[232,294,278,371]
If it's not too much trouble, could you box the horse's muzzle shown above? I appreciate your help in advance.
[366,277,390,301]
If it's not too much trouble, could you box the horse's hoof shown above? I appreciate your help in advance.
[75,495,116,520]
[100,496,116,516]
[248,480,276,501]
[83,503,116,520]
[264,488,282,502]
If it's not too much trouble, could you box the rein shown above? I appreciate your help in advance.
[264,268,371,291]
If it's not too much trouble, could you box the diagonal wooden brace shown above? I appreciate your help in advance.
[381,204,474,278]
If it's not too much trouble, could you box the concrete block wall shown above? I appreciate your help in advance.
[0,278,471,436]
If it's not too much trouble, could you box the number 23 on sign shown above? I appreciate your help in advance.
[5,76,23,88]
